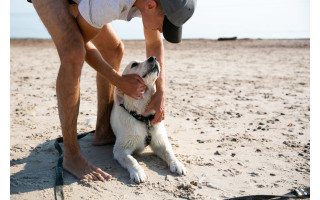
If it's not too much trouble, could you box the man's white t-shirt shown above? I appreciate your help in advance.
[73,0,141,28]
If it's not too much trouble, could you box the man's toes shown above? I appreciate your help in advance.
[96,168,112,180]
[97,174,105,181]
[88,173,96,181]
[92,171,105,181]
[105,173,112,180]
[83,174,93,180]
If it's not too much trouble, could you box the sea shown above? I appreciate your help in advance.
[10,0,310,40]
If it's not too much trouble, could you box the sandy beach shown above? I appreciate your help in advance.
[10,38,310,199]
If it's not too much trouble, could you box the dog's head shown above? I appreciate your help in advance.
[123,56,160,86]
[115,57,160,106]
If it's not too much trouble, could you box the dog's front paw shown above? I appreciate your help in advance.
[130,168,147,183]
[170,159,186,175]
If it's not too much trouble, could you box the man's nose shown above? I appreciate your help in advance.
[148,56,157,62]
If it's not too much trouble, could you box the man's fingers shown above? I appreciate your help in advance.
[137,89,145,95]
[127,74,145,85]
[142,105,150,115]
[121,74,147,99]
[131,75,146,96]
[132,95,143,100]
[151,112,162,123]
[139,86,146,92]
[134,75,146,85]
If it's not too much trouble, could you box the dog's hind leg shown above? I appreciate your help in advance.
[113,143,147,183]
[150,127,186,175]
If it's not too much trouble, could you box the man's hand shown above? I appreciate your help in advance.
[118,74,146,100]
[143,90,166,123]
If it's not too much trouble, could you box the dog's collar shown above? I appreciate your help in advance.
[119,104,154,123]
[119,104,154,146]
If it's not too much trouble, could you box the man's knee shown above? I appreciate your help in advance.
[98,40,124,70]
[116,41,125,57]
[60,45,86,77]
[108,40,124,59]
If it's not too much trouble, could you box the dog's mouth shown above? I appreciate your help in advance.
[142,56,160,78]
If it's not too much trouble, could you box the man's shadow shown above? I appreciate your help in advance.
[10,132,174,195]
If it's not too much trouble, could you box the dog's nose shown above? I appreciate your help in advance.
[148,56,156,62]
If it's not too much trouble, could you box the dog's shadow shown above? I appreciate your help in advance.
[10,133,175,195]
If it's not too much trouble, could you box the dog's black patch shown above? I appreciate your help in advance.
[131,62,139,68]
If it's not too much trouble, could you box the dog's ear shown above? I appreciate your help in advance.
[114,87,124,105]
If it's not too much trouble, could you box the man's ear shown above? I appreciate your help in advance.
[114,88,124,105]
[145,0,157,11]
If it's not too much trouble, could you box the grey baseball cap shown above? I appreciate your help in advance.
[160,0,197,43]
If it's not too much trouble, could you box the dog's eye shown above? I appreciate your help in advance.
[131,62,138,68]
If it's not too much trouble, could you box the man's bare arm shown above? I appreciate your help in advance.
[144,28,165,93]
[143,28,166,123]
[76,15,145,99]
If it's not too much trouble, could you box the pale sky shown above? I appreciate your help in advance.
[10,0,310,39]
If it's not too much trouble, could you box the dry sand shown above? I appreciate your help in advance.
[10,39,310,199]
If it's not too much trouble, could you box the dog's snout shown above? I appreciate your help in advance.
[148,56,156,62]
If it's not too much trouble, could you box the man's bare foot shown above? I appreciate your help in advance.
[63,152,112,181]
[93,126,116,146]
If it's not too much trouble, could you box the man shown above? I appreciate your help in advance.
[31,0,196,181]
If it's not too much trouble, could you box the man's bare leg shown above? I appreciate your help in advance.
[32,0,110,181]
[91,24,124,146]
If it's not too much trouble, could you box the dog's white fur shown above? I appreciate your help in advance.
[110,58,186,183]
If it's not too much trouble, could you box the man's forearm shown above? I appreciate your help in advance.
[146,42,166,93]
[85,42,121,86]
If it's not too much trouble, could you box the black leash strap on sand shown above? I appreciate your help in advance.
[54,130,94,200]
[225,187,310,200]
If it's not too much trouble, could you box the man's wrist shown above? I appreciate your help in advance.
[109,70,122,88]
[156,86,166,97]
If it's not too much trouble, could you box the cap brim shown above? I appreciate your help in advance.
[163,16,182,43]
